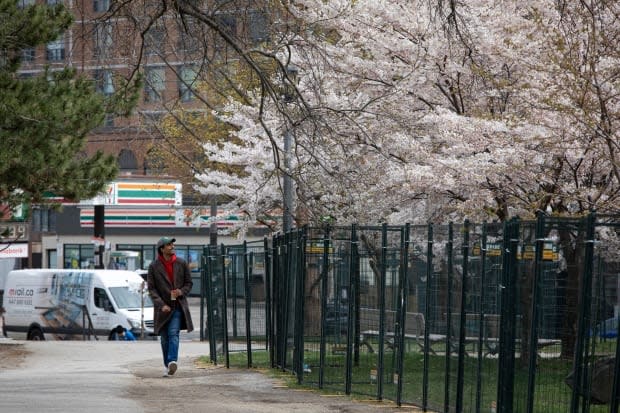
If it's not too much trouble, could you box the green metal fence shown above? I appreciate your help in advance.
[203,213,620,412]
[202,239,270,367]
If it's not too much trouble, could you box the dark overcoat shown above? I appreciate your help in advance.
[147,255,194,335]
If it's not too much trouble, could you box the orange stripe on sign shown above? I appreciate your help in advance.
[116,183,177,190]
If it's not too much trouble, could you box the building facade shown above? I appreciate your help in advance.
[2,0,273,290]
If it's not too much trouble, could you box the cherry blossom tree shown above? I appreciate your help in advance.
[190,0,619,360]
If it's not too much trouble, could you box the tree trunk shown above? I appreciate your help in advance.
[304,257,322,335]
[518,260,535,368]
[559,230,582,360]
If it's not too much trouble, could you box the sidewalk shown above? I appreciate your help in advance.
[0,340,418,413]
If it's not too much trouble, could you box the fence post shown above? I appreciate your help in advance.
[497,217,520,413]
[611,316,620,413]
[296,227,307,384]
[203,247,211,352]
[475,222,488,413]
[270,235,279,368]
[231,247,239,339]
[423,223,433,411]
[221,244,231,368]
[345,224,358,394]
[271,235,280,368]
[206,245,218,363]
[455,220,470,413]
[200,248,206,343]
[570,212,597,413]
[354,226,362,367]
[525,211,546,412]
[279,232,291,371]
[396,223,410,406]
[444,222,454,413]
[244,247,253,368]
[264,236,274,366]
[319,226,330,387]
[376,223,388,400]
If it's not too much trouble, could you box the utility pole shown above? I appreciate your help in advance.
[94,204,105,269]
[209,195,218,246]
[283,129,293,233]
[282,65,298,233]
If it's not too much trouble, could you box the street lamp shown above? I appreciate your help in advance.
[282,66,298,233]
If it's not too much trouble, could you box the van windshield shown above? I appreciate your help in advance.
[109,287,153,309]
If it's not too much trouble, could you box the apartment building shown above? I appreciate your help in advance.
[4,0,272,286]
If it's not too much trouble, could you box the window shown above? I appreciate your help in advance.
[145,27,164,56]
[249,11,269,43]
[174,246,203,273]
[144,67,165,102]
[47,0,62,5]
[94,69,115,96]
[177,25,201,54]
[94,23,113,58]
[94,288,113,311]
[17,72,35,80]
[22,48,36,62]
[109,286,152,309]
[117,244,201,296]
[93,0,110,12]
[47,249,57,268]
[141,111,163,126]
[32,207,56,233]
[17,0,35,8]
[118,149,138,173]
[91,69,115,127]
[64,244,95,269]
[116,245,155,270]
[46,36,65,61]
[217,14,237,36]
[214,14,236,52]
[178,65,197,102]
[115,244,202,274]
[103,113,115,127]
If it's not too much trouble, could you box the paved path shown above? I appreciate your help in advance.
[0,339,418,413]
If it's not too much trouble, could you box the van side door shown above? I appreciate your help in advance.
[90,287,114,336]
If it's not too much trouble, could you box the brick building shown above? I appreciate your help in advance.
[2,0,272,290]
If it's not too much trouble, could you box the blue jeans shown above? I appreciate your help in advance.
[160,307,182,367]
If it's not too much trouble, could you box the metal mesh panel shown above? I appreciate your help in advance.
[202,215,620,412]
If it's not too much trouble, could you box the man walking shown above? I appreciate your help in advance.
[147,237,194,376]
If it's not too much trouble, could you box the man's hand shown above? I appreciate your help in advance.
[171,289,183,299]
[162,305,171,313]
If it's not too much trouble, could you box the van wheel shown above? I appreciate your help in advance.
[28,328,45,341]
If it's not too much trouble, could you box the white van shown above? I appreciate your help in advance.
[3,269,154,341]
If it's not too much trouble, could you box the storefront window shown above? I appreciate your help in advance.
[117,245,155,270]
[174,246,202,273]
[116,244,202,274]
[116,243,203,296]
[63,244,95,269]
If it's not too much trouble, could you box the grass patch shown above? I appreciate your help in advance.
[211,345,616,413]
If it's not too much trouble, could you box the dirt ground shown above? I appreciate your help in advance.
[0,343,29,370]
[124,356,415,413]
[127,361,395,412]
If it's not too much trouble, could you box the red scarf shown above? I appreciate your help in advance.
[159,254,177,286]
